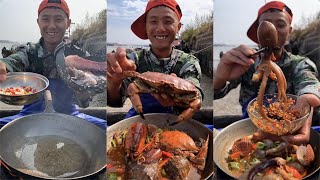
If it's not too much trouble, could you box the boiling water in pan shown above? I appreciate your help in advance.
[15,135,90,178]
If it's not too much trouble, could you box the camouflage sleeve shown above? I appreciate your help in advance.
[213,79,241,99]
[292,58,320,98]
[177,54,204,100]
[0,45,30,72]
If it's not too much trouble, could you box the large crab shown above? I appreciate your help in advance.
[123,71,202,125]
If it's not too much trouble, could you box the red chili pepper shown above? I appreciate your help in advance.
[107,164,113,170]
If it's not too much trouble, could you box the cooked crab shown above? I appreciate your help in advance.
[123,71,202,125]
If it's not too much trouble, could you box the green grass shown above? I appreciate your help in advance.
[180,11,213,43]
[71,10,106,41]
[291,11,320,41]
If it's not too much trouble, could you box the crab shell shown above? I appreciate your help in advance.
[159,130,200,152]
[124,71,200,106]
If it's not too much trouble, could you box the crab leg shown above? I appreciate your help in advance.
[124,122,147,160]
[127,83,144,119]
[170,98,201,125]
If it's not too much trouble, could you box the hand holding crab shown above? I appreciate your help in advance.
[123,71,202,125]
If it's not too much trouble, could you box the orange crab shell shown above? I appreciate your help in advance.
[124,71,200,103]
[159,130,200,152]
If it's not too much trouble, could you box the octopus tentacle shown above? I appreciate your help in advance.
[269,61,287,103]
[256,64,275,122]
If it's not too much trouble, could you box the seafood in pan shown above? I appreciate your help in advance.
[107,122,209,180]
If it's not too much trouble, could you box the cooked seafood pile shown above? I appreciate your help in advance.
[227,135,315,180]
[107,122,209,180]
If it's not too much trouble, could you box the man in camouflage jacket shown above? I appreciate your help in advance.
[214,1,320,144]
[107,0,204,121]
[0,0,106,129]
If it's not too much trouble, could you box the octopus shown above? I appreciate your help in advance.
[250,21,289,123]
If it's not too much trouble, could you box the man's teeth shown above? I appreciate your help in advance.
[47,32,57,36]
[155,36,166,39]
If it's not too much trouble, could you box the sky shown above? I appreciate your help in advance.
[214,0,320,45]
[107,0,214,45]
[0,0,106,43]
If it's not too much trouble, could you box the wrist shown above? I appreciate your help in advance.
[214,77,227,90]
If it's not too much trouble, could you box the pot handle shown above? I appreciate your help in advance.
[0,159,22,179]
[43,90,56,113]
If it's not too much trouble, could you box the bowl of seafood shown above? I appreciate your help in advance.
[247,94,311,136]
[106,113,214,180]
[0,72,49,105]
[213,118,320,179]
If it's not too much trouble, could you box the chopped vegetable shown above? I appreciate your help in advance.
[111,139,116,147]
[256,142,265,149]
[249,158,261,165]
[107,172,120,180]
[286,156,293,162]
[230,151,242,160]
[229,162,240,170]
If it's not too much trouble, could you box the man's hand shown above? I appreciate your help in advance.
[214,45,256,89]
[252,107,314,145]
[106,47,136,84]
[106,47,137,105]
[0,62,6,82]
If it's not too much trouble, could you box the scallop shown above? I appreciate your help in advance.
[231,137,254,156]
[296,144,315,166]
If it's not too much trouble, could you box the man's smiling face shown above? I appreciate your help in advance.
[37,7,71,48]
[146,6,181,52]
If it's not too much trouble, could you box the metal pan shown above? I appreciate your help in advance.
[0,91,106,179]
[213,118,320,179]
[106,113,214,179]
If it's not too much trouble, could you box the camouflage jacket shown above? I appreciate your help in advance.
[214,51,320,115]
[108,47,203,107]
[0,37,95,107]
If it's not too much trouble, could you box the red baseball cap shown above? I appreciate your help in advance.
[131,0,182,40]
[247,1,293,44]
[38,0,70,18]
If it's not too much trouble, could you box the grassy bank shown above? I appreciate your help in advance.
[291,11,320,42]
[71,10,106,41]
[180,11,213,43]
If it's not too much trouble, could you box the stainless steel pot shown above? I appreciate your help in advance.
[0,91,106,179]
[106,113,214,179]
[213,118,320,179]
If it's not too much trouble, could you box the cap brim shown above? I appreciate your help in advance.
[247,19,259,44]
[131,13,148,40]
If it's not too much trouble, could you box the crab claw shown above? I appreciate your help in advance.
[170,98,201,126]
[139,112,145,120]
